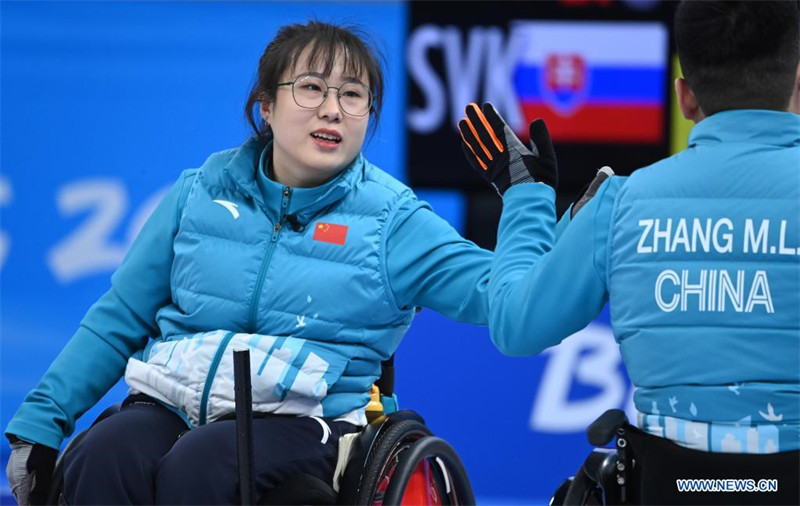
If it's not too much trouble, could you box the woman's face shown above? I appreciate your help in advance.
[261,47,370,188]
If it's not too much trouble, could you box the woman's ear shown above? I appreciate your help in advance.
[260,101,271,125]
[675,77,704,123]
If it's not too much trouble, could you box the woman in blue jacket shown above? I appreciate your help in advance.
[5,21,492,505]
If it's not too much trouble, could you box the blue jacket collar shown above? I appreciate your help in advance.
[221,137,263,204]
[221,137,365,225]
[689,110,800,148]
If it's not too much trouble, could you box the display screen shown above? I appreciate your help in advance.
[407,1,677,247]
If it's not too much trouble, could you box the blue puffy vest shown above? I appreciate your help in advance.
[137,139,418,423]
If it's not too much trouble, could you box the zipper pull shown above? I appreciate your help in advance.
[282,187,291,209]
[271,221,282,242]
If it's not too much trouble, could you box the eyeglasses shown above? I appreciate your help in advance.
[277,74,373,117]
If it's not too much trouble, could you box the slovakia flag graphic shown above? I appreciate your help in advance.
[510,21,668,143]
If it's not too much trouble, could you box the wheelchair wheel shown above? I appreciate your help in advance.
[355,419,436,505]
[563,465,604,505]
[382,437,474,506]
[550,477,573,506]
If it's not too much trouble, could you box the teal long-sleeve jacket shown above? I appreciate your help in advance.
[6,139,492,449]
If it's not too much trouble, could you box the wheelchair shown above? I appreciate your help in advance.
[551,409,800,506]
[46,355,475,506]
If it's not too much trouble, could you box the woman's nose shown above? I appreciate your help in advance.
[317,91,342,121]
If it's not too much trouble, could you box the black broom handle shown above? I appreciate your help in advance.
[234,348,255,505]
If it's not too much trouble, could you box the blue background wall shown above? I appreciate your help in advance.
[0,2,633,504]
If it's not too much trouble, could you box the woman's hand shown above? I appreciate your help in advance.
[6,439,57,505]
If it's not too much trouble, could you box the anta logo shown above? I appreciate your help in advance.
[313,222,348,245]
[212,200,240,219]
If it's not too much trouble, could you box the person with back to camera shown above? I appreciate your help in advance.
[458,1,799,504]
[4,20,497,505]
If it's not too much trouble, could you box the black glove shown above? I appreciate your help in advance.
[458,102,557,195]
[6,438,58,505]
[570,166,614,218]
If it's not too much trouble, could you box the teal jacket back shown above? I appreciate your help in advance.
[608,110,799,452]
[490,110,800,453]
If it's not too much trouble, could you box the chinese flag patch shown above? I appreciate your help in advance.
[313,222,348,245]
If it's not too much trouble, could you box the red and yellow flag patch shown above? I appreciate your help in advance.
[313,222,348,246]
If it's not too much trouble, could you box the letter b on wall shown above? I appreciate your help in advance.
[529,323,634,433]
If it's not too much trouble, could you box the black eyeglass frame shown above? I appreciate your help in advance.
[276,74,374,117]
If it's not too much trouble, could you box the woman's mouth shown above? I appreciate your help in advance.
[310,130,342,149]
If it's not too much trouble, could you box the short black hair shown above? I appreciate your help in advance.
[245,21,386,141]
[675,0,800,115]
